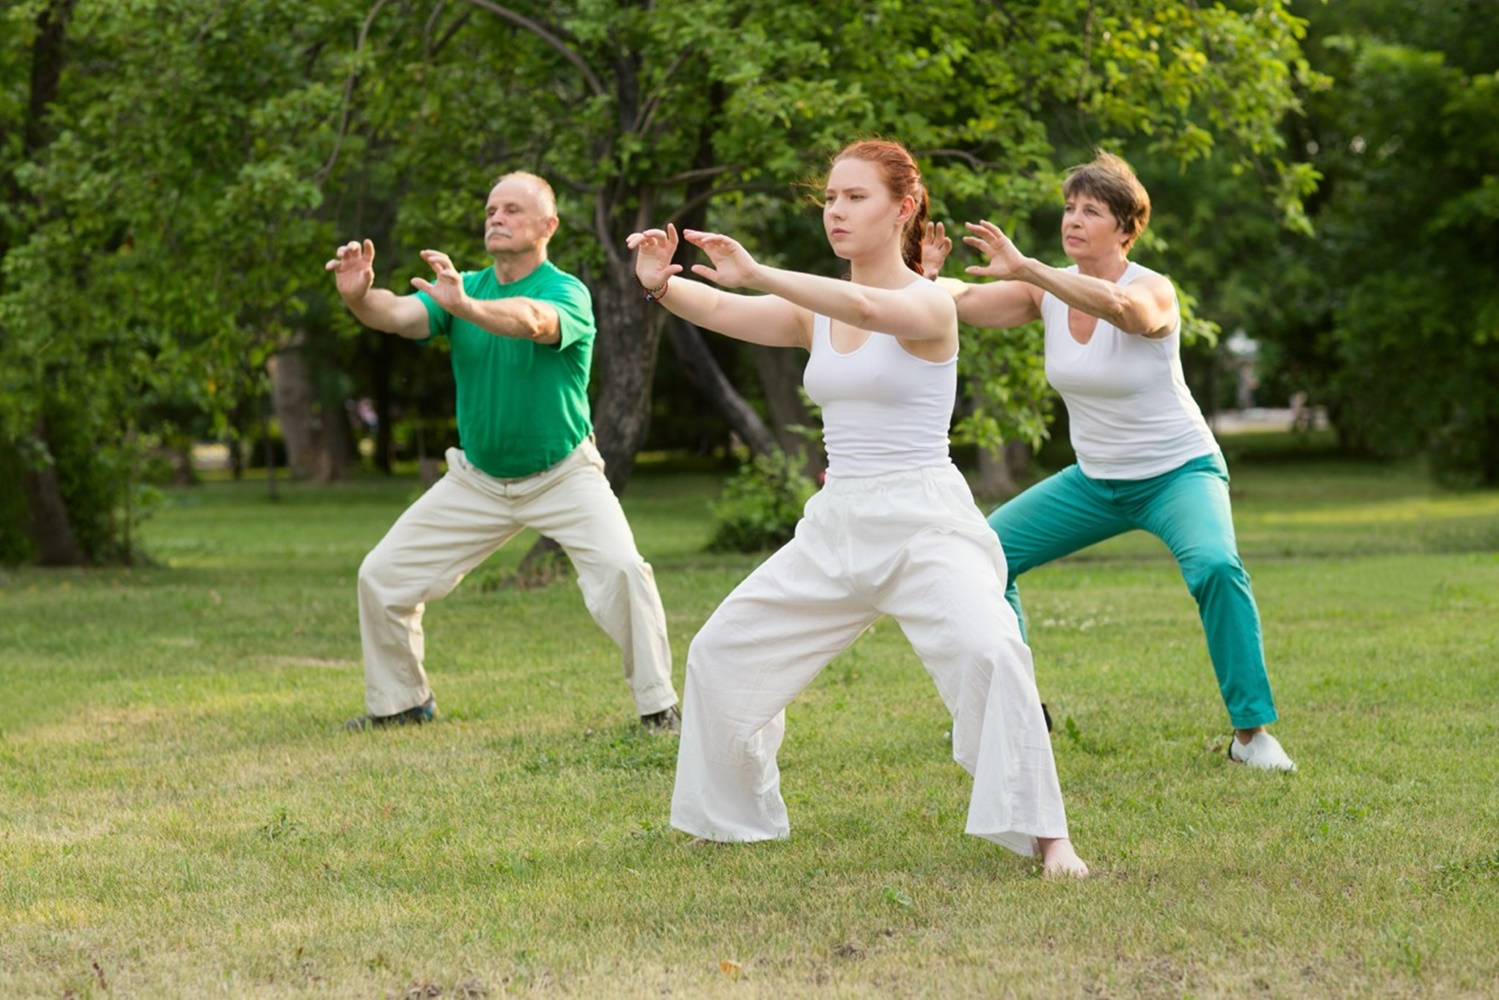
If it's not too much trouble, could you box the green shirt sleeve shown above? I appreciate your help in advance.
[413,288,453,342]
[541,271,596,352]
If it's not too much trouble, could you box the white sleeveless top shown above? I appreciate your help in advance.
[1042,262,1218,480]
[802,313,956,478]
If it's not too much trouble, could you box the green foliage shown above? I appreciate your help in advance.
[706,449,817,553]
[0,0,1319,561]
[1240,1,1499,482]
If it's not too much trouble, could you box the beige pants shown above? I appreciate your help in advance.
[356,438,677,717]
[670,464,1067,857]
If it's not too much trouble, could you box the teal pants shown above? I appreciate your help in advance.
[988,453,1278,729]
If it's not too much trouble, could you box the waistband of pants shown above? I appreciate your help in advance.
[453,435,593,484]
[821,461,958,496]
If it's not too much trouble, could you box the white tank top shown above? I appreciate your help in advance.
[1042,262,1218,479]
[802,313,956,478]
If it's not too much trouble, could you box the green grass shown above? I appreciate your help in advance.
[3,452,1498,997]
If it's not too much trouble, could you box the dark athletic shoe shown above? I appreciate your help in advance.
[344,695,437,731]
[640,705,681,733]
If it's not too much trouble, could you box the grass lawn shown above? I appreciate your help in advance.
[3,446,1497,997]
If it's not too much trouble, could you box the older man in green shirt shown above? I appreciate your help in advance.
[326,172,679,731]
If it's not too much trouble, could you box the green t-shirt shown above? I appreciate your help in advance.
[416,261,595,478]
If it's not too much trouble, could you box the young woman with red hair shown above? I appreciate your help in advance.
[628,140,1088,877]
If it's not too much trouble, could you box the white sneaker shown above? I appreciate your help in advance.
[1228,731,1297,772]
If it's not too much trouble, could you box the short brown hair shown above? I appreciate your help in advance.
[1062,151,1150,251]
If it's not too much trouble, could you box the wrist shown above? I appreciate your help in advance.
[1021,256,1046,278]
[642,276,670,303]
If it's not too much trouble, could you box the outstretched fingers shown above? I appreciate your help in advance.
[419,248,458,277]
[961,219,1006,254]
[625,221,679,253]
[627,223,683,287]
[325,238,374,272]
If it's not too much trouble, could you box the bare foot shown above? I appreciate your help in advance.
[1037,837,1090,879]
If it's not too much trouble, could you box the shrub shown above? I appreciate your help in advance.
[706,450,817,553]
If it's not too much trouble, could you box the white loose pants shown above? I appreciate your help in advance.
[670,464,1068,857]
[356,438,677,718]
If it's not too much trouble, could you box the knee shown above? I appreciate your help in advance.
[1182,550,1246,595]
[685,624,726,677]
[358,545,416,606]
[581,548,650,603]
[357,549,388,594]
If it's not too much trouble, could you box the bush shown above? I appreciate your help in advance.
[706,450,817,553]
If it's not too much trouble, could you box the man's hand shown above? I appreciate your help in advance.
[920,221,951,280]
[325,239,377,302]
[682,229,763,289]
[410,249,468,314]
[962,220,1029,280]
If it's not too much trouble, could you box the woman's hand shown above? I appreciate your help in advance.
[682,229,763,289]
[920,221,951,280]
[962,220,1029,280]
[625,223,683,291]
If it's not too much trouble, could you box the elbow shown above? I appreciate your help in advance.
[1104,290,1135,332]
[523,304,559,344]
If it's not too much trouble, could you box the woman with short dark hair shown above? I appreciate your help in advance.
[928,150,1295,772]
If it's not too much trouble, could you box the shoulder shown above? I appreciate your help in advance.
[905,275,958,316]
[1121,262,1173,293]
[515,260,584,307]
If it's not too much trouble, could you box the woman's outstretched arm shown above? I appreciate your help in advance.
[922,221,1043,330]
[963,220,1175,338]
[627,224,811,349]
[683,229,955,342]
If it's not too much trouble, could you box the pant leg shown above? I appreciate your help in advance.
[357,449,523,716]
[512,438,677,715]
[881,468,1067,857]
[671,507,878,842]
[986,465,1135,640]
[1128,455,1279,729]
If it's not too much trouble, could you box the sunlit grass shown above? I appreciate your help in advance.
[2,450,1497,997]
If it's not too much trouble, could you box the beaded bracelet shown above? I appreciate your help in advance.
[642,278,670,303]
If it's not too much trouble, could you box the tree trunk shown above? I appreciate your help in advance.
[269,333,355,482]
[975,440,1031,501]
[589,269,664,493]
[268,337,320,480]
[753,345,825,477]
[664,316,776,457]
[975,444,1015,498]
[23,419,84,566]
[8,3,83,565]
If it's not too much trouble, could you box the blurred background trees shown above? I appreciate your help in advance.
[2,0,1491,566]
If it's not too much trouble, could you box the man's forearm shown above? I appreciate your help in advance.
[344,288,428,339]
[450,297,559,345]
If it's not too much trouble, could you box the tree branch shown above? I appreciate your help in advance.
[660,164,737,186]
[634,48,692,135]
[315,0,392,186]
[464,0,608,98]
[667,182,781,228]
[920,148,999,171]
